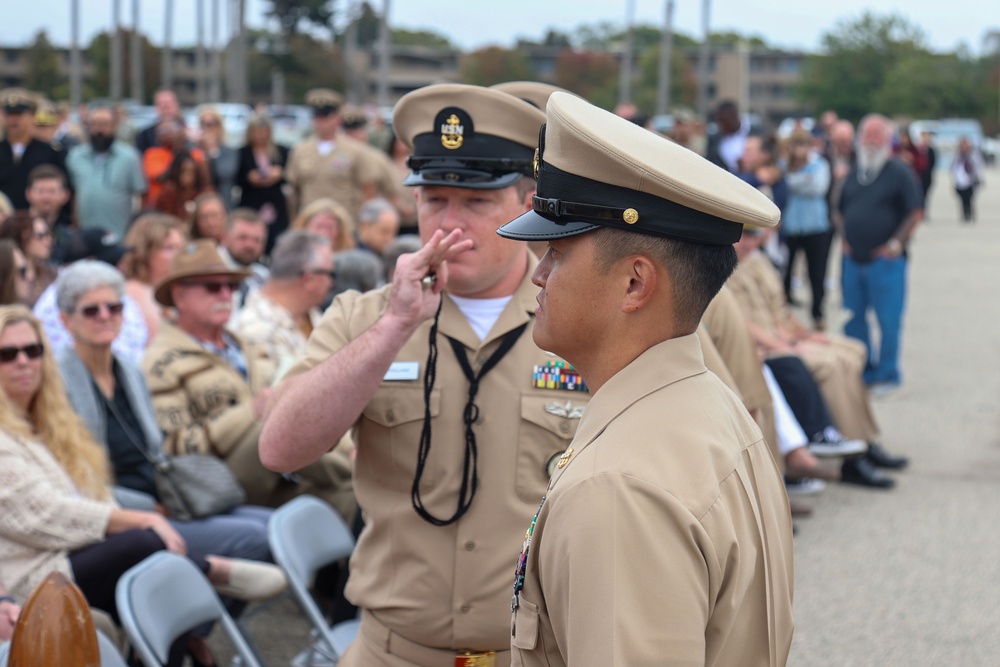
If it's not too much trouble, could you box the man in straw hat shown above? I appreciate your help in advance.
[142,240,354,514]
[262,83,591,667]
[500,92,793,666]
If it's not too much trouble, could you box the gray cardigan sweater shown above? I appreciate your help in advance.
[56,346,162,510]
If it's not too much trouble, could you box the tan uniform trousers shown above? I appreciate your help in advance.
[340,611,511,667]
[795,336,880,442]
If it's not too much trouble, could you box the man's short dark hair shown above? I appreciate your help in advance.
[27,164,67,190]
[226,207,265,232]
[591,227,738,332]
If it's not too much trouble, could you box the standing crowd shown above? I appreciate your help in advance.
[0,78,977,666]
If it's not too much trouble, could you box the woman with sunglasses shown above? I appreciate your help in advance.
[0,240,33,306]
[0,212,55,307]
[0,305,286,666]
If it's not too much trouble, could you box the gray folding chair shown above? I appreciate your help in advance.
[0,631,126,667]
[115,552,262,667]
[268,496,360,666]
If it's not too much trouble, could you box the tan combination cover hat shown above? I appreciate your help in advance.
[489,81,573,111]
[392,83,546,190]
[497,92,780,244]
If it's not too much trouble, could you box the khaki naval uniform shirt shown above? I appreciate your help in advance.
[286,134,381,215]
[284,254,589,656]
[510,334,794,667]
[728,251,879,442]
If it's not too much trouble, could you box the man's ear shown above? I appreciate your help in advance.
[519,185,534,212]
[621,255,660,314]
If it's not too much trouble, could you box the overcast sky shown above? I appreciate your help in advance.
[0,0,995,54]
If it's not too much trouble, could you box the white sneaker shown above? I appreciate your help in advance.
[869,383,901,399]
[785,477,826,495]
[807,427,868,457]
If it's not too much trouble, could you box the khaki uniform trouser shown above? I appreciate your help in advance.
[339,610,511,667]
[797,337,880,442]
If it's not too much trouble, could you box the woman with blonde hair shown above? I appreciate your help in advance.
[121,212,187,340]
[237,114,290,253]
[198,107,239,208]
[291,197,356,252]
[0,306,284,664]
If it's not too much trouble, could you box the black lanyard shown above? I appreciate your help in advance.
[411,304,527,526]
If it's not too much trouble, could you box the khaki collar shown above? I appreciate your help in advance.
[549,333,707,487]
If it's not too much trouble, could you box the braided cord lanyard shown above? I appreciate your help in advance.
[411,300,528,526]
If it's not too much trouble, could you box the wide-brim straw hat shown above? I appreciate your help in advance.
[154,239,250,307]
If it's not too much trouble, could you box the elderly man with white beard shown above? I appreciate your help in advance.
[835,114,923,397]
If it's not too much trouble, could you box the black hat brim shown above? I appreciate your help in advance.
[403,169,524,191]
[497,209,600,240]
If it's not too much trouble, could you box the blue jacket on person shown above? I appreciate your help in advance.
[782,153,831,236]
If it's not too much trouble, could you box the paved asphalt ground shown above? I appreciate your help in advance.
[212,166,1000,666]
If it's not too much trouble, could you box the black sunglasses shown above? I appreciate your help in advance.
[302,268,337,279]
[16,266,28,279]
[78,302,125,318]
[182,280,241,294]
[0,343,44,363]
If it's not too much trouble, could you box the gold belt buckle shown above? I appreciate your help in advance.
[455,651,496,667]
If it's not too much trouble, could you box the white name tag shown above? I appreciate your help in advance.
[384,361,420,381]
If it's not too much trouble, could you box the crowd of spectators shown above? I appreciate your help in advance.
[0,79,982,660]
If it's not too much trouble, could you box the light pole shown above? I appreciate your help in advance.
[618,0,636,106]
[196,0,207,103]
[377,0,392,108]
[111,0,123,100]
[656,0,675,116]
[130,0,143,102]
[697,0,712,119]
[162,0,174,91]
[70,0,82,109]
[210,0,222,101]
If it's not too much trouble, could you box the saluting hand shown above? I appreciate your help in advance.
[385,229,473,330]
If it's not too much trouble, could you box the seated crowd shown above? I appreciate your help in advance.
[0,84,915,661]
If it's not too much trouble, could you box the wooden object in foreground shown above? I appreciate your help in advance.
[7,572,99,667]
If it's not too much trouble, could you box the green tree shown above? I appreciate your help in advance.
[552,50,619,110]
[459,47,533,86]
[87,29,161,103]
[246,30,344,103]
[264,0,336,37]
[873,52,989,120]
[634,44,698,114]
[391,28,453,49]
[23,30,66,99]
[795,12,927,123]
[347,1,380,48]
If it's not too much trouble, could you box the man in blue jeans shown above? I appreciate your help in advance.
[836,114,923,396]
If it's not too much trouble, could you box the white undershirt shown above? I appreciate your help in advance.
[317,140,335,156]
[449,294,512,341]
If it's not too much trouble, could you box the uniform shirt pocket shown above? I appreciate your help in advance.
[511,596,540,650]
[516,393,582,502]
[359,386,441,492]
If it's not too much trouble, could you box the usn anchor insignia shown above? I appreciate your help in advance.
[441,113,464,150]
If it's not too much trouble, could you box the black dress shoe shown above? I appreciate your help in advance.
[841,457,896,489]
[866,442,909,470]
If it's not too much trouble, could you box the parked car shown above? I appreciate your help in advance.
[266,104,314,148]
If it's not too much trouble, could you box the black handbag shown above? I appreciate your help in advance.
[102,384,246,521]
